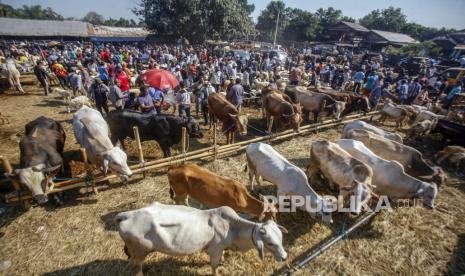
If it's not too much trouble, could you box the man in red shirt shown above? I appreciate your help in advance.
[117,69,130,96]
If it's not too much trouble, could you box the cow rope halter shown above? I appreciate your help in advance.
[251,224,259,247]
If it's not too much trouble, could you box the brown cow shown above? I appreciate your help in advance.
[208,93,248,144]
[168,163,277,221]
[263,90,303,132]
[310,88,371,116]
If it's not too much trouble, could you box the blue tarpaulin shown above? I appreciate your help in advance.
[89,36,147,42]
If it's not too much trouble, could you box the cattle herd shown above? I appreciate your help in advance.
[2,81,465,275]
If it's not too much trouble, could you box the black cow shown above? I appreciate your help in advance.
[5,116,66,204]
[107,110,204,157]
[432,119,465,147]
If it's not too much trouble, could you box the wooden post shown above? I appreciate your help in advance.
[213,122,218,161]
[80,148,98,195]
[268,116,274,133]
[1,156,30,209]
[181,127,187,162]
[133,126,145,178]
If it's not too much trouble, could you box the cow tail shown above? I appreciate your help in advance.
[169,187,174,200]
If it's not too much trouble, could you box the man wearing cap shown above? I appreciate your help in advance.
[176,83,191,118]
[148,85,164,114]
[89,78,110,115]
[199,81,216,125]
[136,86,156,114]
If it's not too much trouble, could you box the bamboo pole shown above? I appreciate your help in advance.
[80,148,98,195]
[133,126,145,178]
[181,127,187,160]
[4,112,379,204]
[213,122,218,161]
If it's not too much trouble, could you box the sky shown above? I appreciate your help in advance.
[3,0,465,29]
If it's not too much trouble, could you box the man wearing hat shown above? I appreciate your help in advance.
[89,77,109,115]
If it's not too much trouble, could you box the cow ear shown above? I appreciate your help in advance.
[255,231,265,261]
[4,172,19,179]
[229,113,238,119]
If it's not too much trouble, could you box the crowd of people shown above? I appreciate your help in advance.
[1,41,464,124]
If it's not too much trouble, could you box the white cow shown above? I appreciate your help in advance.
[342,120,403,144]
[346,129,445,186]
[246,143,334,224]
[72,106,132,179]
[1,59,25,93]
[336,139,438,208]
[415,110,446,124]
[308,140,374,213]
[115,202,288,276]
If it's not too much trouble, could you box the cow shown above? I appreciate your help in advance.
[246,143,334,224]
[407,119,438,136]
[73,106,132,180]
[115,202,288,276]
[307,140,374,213]
[168,163,277,221]
[436,146,465,172]
[285,86,345,122]
[337,139,438,208]
[107,110,203,157]
[345,129,445,186]
[263,89,303,132]
[342,120,403,144]
[0,58,25,93]
[4,117,65,204]
[208,93,248,144]
[309,88,371,116]
[378,102,409,129]
[415,110,446,124]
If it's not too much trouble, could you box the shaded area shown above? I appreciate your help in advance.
[447,233,465,275]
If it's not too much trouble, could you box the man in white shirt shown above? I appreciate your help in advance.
[176,83,191,118]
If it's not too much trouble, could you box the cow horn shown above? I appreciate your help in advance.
[277,224,289,234]
[229,113,238,118]
[31,128,38,138]
[283,113,295,118]
[42,164,61,173]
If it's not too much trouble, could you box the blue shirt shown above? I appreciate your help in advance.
[353,71,365,83]
[98,66,109,81]
[148,87,164,101]
[365,75,378,90]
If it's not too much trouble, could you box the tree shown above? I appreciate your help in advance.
[386,40,443,58]
[133,0,255,42]
[82,11,105,25]
[315,7,346,40]
[256,1,290,42]
[282,8,320,42]
[401,22,455,41]
[359,6,407,33]
[0,3,63,20]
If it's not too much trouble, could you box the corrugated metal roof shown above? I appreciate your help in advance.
[340,21,370,32]
[0,17,88,37]
[370,29,417,44]
[89,25,150,38]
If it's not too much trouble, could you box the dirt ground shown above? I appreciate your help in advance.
[0,81,464,276]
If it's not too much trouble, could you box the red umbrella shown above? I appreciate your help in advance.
[141,69,180,90]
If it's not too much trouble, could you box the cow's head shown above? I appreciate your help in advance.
[99,147,132,181]
[253,220,288,262]
[230,113,248,136]
[184,118,203,138]
[259,195,278,221]
[341,165,373,214]
[330,101,346,120]
[417,182,438,209]
[5,164,60,204]
[284,104,303,132]
[319,197,335,225]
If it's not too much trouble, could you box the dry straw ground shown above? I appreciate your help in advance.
[0,81,464,276]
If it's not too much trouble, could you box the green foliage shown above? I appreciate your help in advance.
[386,40,443,58]
[83,11,140,27]
[359,6,406,33]
[0,3,63,20]
[133,0,255,42]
